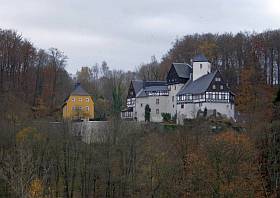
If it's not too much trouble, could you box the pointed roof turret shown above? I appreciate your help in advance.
[193,54,208,62]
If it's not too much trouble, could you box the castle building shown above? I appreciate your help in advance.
[121,54,235,124]
[63,83,94,120]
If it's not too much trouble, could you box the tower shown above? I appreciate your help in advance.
[192,54,211,81]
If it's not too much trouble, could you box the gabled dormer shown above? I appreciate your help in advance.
[127,80,143,99]
[166,63,192,85]
[207,71,230,92]
[127,81,136,99]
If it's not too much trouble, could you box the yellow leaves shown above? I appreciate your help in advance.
[29,178,43,198]
[16,127,41,143]
[198,40,218,60]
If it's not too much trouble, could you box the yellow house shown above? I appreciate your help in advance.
[63,83,94,120]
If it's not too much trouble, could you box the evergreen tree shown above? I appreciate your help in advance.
[145,104,151,122]
[112,83,123,116]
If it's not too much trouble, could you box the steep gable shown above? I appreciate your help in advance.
[207,70,230,92]
[166,63,192,84]
[127,82,136,98]
[177,70,231,95]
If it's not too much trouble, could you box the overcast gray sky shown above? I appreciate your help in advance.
[0,0,279,74]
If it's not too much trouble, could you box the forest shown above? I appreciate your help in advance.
[0,28,280,197]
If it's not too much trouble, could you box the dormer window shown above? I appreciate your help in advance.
[215,77,221,82]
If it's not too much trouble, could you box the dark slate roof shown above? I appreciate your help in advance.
[177,71,217,95]
[70,84,90,96]
[172,63,192,78]
[193,54,208,62]
[132,80,144,94]
[144,85,168,92]
[131,80,168,98]
[143,81,167,87]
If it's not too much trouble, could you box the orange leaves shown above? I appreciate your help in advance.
[182,130,264,197]
[28,178,44,198]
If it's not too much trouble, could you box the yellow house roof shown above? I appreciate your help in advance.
[70,83,90,96]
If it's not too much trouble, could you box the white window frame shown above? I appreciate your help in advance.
[215,77,221,82]
[72,97,75,102]
[78,98,82,102]
[85,106,89,111]
[86,98,89,102]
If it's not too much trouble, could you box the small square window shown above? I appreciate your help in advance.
[212,85,216,89]
[220,85,223,90]
[78,98,82,102]
[86,98,89,102]
[85,106,89,111]
[72,97,75,102]
[181,104,184,109]
[78,106,82,110]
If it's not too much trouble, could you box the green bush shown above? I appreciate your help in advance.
[161,113,171,122]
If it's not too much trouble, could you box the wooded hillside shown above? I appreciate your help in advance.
[1,28,280,197]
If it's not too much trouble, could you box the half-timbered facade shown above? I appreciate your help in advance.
[176,70,235,124]
[121,80,170,122]
[121,54,235,123]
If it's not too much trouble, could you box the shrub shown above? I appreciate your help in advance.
[161,113,171,122]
